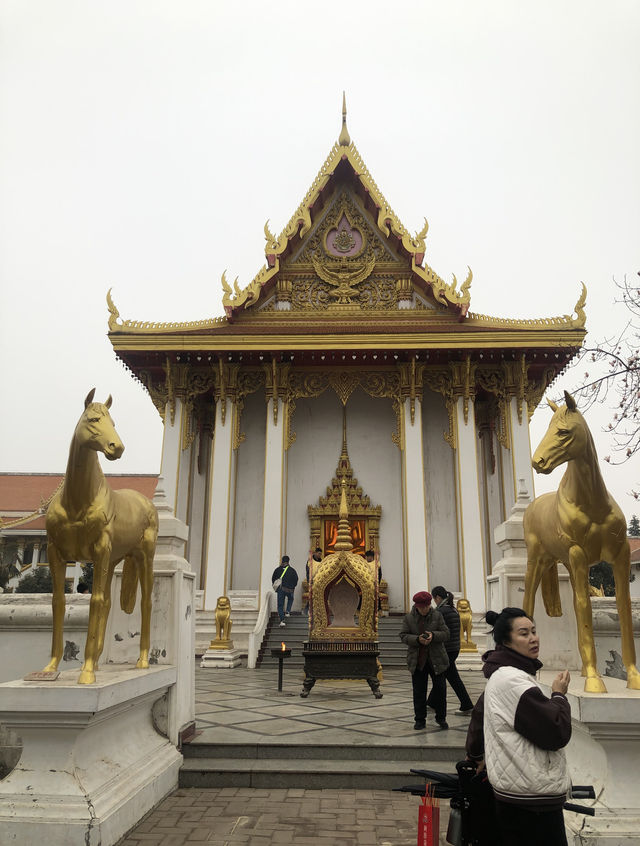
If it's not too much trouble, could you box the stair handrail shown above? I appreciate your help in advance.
[247,588,276,668]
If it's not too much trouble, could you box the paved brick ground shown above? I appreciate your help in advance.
[119,787,450,845]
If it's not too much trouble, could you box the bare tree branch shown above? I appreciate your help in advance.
[561,273,640,498]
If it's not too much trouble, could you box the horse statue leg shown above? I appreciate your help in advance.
[523,547,549,618]
[43,542,68,673]
[79,540,111,684]
[94,562,118,668]
[540,565,562,617]
[136,526,157,669]
[568,546,607,693]
[611,545,640,690]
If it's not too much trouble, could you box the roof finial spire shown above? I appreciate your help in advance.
[338,91,350,147]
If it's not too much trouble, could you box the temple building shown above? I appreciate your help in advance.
[107,103,586,620]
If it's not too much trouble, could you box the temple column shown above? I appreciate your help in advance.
[454,395,487,613]
[402,397,429,605]
[202,397,237,611]
[258,361,289,607]
[186,414,212,591]
[258,395,287,605]
[507,395,535,501]
[159,399,186,517]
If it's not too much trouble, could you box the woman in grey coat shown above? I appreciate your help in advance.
[399,591,450,730]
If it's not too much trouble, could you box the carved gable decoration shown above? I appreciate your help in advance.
[283,191,407,311]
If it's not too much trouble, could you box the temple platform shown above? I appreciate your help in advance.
[181,661,485,790]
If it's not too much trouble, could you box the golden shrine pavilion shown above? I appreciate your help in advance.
[108,101,586,628]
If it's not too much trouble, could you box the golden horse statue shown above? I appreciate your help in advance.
[523,390,640,693]
[45,389,158,684]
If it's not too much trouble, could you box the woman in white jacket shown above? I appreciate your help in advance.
[466,607,571,846]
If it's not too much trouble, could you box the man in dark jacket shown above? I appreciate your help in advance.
[272,556,298,627]
[399,591,450,730]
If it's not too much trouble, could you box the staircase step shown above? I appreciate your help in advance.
[179,755,459,789]
[257,613,406,668]
[183,741,463,762]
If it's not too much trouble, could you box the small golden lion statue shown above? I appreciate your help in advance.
[457,598,477,651]
[210,595,233,649]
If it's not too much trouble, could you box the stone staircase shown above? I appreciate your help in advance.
[255,612,408,669]
[180,737,463,790]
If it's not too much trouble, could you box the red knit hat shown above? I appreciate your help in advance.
[412,591,432,606]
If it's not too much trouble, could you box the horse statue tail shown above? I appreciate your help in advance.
[540,564,562,617]
[120,556,139,614]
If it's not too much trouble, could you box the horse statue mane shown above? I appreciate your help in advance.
[44,389,158,684]
[523,390,640,693]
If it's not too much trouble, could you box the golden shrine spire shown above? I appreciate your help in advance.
[338,91,351,147]
[334,480,353,551]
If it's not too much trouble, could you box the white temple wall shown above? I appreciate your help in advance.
[422,389,459,593]
[284,391,404,612]
[285,393,343,606]
[230,391,266,590]
[347,392,404,612]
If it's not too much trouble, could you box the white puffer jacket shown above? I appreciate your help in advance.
[484,665,571,804]
[466,645,572,809]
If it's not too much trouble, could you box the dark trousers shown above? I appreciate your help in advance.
[412,664,446,722]
[495,801,568,846]
[428,649,474,712]
[277,588,293,621]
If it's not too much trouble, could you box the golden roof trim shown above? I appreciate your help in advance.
[107,289,226,334]
[110,330,585,354]
[466,284,587,330]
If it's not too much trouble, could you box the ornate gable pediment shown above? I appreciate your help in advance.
[281,190,409,312]
[220,102,472,321]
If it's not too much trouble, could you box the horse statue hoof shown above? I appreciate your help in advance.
[584,675,607,694]
[136,658,149,669]
[627,667,640,690]
[78,669,96,685]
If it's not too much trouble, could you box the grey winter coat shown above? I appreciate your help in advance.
[399,606,450,675]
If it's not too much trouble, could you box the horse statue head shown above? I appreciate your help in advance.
[531,390,594,476]
[75,388,124,461]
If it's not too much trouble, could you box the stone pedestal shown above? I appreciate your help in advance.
[538,671,640,845]
[200,647,243,669]
[103,477,195,745]
[0,666,181,846]
[456,648,483,671]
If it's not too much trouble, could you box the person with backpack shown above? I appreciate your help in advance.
[272,555,298,627]
[428,585,475,718]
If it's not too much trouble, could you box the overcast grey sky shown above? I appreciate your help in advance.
[1,1,639,518]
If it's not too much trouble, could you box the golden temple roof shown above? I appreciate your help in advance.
[107,99,587,361]
[219,98,471,320]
